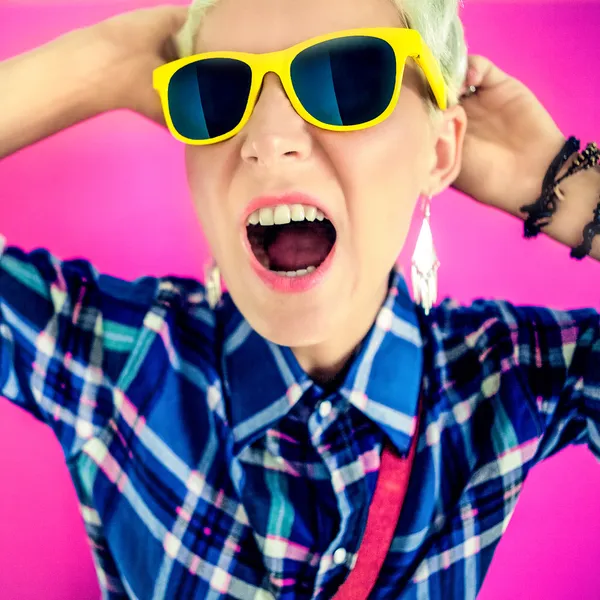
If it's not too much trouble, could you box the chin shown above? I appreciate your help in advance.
[217,197,359,347]
[250,319,332,348]
[243,300,338,348]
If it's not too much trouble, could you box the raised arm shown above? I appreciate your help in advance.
[0,5,187,159]
[0,6,188,456]
[453,55,600,261]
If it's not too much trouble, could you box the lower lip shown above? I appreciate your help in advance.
[243,233,337,293]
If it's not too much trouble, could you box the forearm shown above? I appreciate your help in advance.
[506,137,600,261]
[546,160,600,261]
[0,29,113,159]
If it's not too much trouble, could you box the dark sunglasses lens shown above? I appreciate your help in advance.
[291,36,396,127]
[168,58,251,140]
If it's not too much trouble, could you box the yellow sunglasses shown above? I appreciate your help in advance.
[153,27,447,146]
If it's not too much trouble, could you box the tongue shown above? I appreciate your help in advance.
[267,224,332,271]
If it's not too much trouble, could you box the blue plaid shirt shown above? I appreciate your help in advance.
[1,235,599,600]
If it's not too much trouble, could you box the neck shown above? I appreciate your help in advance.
[291,278,389,388]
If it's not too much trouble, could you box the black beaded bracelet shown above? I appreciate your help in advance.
[556,141,599,186]
[571,200,600,260]
[520,136,580,238]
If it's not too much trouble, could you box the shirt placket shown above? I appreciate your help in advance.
[308,393,377,599]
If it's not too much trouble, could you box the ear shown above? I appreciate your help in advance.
[424,104,467,197]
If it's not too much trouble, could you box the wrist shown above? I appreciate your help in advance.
[60,27,123,116]
[0,28,115,158]
[512,132,567,219]
[518,134,600,259]
[551,151,600,254]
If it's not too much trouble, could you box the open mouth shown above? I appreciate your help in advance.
[246,204,337,277]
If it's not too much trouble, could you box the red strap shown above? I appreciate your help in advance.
[332,398,421,600]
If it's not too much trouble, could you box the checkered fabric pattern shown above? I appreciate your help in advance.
[1,235,599,599]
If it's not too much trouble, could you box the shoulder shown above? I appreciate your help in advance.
[419,297,598,409]
[422,297,517,366]
[97,271,216,336]
[423,297,597,357]
[0,239,216,347]
[96,273,219,388]
[97,271,206,311]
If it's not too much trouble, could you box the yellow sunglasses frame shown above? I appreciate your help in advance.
[153,27,447,146]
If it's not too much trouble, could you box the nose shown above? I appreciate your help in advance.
[240,73,313,168]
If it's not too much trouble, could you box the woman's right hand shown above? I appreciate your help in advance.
[91,5,189,126]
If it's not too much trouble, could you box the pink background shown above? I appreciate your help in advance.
[0,1,599,598]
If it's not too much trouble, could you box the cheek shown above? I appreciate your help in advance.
[336,112,427,261]
[184,147,228,244]
[185,147,209,211]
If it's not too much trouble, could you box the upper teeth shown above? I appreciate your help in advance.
[247,204,326,226]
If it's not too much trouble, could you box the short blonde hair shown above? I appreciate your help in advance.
[174,0,468,108]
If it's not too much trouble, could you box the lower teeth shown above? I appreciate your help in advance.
[274,266,317,277]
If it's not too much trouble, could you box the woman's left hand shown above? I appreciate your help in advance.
[452,55,566,214]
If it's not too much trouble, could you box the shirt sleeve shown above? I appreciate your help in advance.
[0,235,159,460]
[430,297,600,465]
[495,300,600,463]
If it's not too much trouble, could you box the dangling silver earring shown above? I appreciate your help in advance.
[205,259,222,309]
[411,194,439,316]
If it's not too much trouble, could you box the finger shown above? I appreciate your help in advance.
[459,77,474,98]
[138,5,189,36]
[156,5,190,35]
[458,71,478,99]
[458,85,477,102]
[458,56,485,98]
[464,55,509,90]
[150,6,189,61]
[170,6,190,32]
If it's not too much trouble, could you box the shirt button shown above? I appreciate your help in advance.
[318,400,332,418]
[333,547,347,565]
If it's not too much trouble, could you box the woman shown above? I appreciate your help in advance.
[0,0,598,599]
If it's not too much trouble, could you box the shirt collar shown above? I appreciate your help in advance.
[218,265,423,457]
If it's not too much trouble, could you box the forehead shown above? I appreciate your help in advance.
[196,0,405,53]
